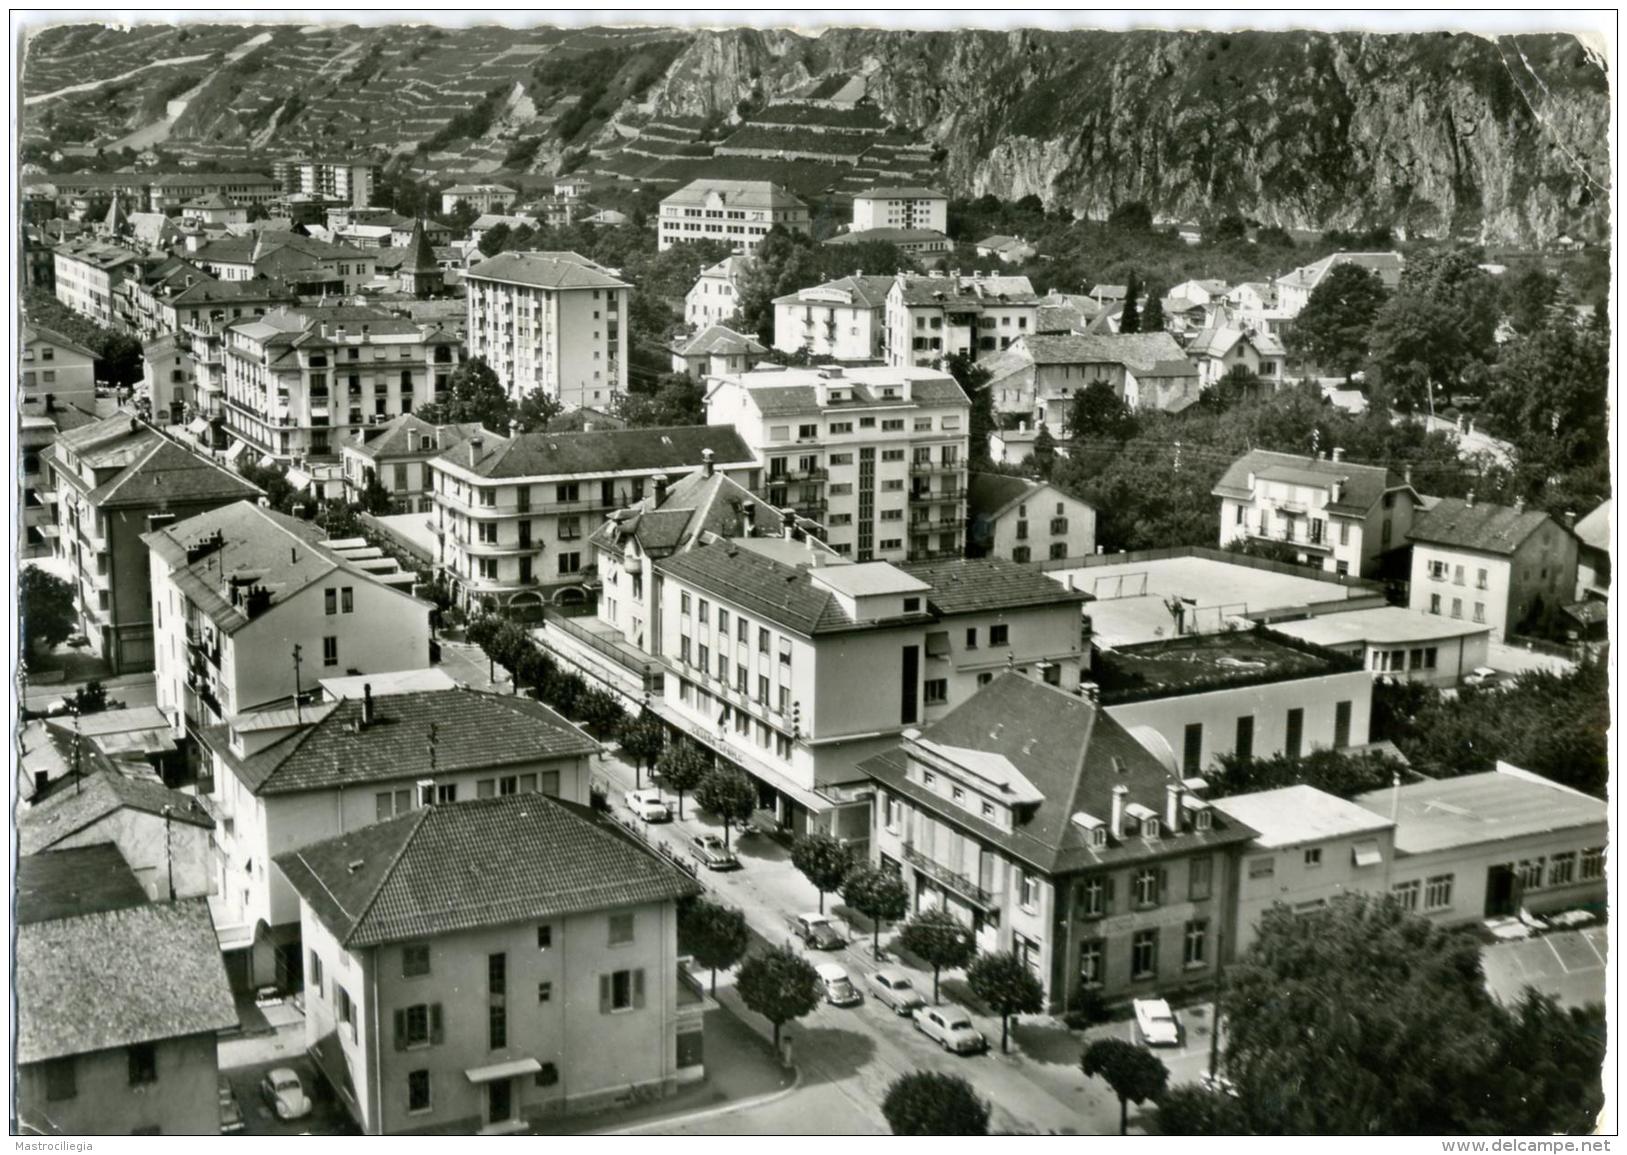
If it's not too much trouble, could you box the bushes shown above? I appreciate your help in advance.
[465,609,624,730]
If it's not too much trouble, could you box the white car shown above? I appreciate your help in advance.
[815,962,863,1007]
[868,968,926,1016]
[259,1067,312,1120]
[1464,666,1502,688]
[624,788,670,822]
[913,1005,986,1055]
[1133,997,1181,1047]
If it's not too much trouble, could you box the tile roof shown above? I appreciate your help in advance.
[544,407,627,433]
[717,365,968,416]
[825,227,949,247]
[858,674,1257,874]
[894,272,1039,307]
[773,273,898,309]
[276,793,701,948]
[654,541,868,636]
[18,770,214,857]
[1186,324,1287,360]
[1210,785,1394,849]
[16,897,238,1063]
[201,688,600,796]
[89,435,264,510]
[167,277,297,306]
[1353,765,1605,854]
[1277,251,1405,294]
[857,186,948,200]
[661,178,807,210]
[968,471,1040,519]
[1573,500,1610,553]
[976,234,1036,255]
[448,424,755,481]
[15,844,150,925]
[349,414,495,461]
[1017,332,1189,374]
[698,255,754,282]
[676,324,766,358]
[1212,449,1401,516]
[466,250,629,291]
[1407,497,1558,555]
[594,466,798,558]
[23,322,99,361]
[900,556,1091,616]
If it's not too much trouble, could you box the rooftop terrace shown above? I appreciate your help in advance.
[1095,627,1361,703]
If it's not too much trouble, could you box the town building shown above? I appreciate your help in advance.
[652,543,1090,841]
[189,232,378,295]
[1033,290,1107,336]
[704,363,970,562]
[1406,496,1579,640]
[982,332,1201,433]
[20,704,188,799]
[161,279,301,432]
[342,414,495,514]
[1573,499,1610,601]
[826,228,951,260]
[852,187,948,234]
[885,272,1041,368]
[772,274,896,362]
[657,179,810,253]
[1214,449,1423,578]
[987,423,1042,467]
[441,183,517,216]
[464,251,630,409]
[53,235,140,327]
[20,399,94,557]
[370,220,445,298]
[179,192,247,228]
[468,212,537,247]
[21,322,98,408]
[1275,251,1405,318]
[1268,606,1493,687]
[967,473,1096,563]
[147,171,281,213]
[23,223,57,292]
[275,158,378,208]
[198,686,600,992]
[862,672,1257,1010]
[670,324,766,379]
[119,253,213,339]
[144,501,432,737]
[554,175,595,200]
[15,885,236,1136]
[47,414,262,674]
[1186,322,1288,389]
[220,304,461,462]
[431,426,757,614]
[142,333,197,423]
[974,235,1037,264]
[684,255,752,329]
[276,793,701,1133]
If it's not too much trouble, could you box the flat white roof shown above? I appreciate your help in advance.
[1211,784,1395,849]
[320,667,459,700]
[810,561,931,598]
[1354,764,1605,855]
[1270,606,1492,648]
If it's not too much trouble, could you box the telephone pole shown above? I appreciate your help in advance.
[292,643,304,722]
[1208,925,1226,1082]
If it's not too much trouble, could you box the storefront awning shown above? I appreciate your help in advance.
[223,441,247,462]
[286,468,313,491]
[187,418,209,435]
[925,631,951,658]
[1352,840,1383,868]
[38,525,60,538]
[465,1058,541,1084]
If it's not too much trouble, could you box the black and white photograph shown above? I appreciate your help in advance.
[7,9,1616,1140]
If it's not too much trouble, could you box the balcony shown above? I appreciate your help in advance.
[908,460,961,476]
[541,608,662,690]
[792,500,828,518]
[908,488,964,505]
[902,845,997,909]
[451,531,544,557]
[777,468,827,482]
[437,492,617,519]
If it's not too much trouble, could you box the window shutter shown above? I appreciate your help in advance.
[633,968,646,1009]
[393,1009,407,1051]
[429,1003,443,1044]
[1104,876,1115,911]
[1157,868,1168,905]
[599,974,612,1014]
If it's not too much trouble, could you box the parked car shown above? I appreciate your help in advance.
[789,912,845,951]
[624,788,670,822]
[259,1067,311,1121]
[691,832,739,870]
[219,1080,246,1133]
[1464,666,1502,688]
[815,962,863,1007]
[913,1005,987,1054]
[867,967,926,1016]
[1200,1071,1239,1097]
[1133,997,1181,1047]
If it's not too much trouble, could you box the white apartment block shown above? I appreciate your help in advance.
[464,251,629,410]
[886,272,1041,368]
[441,183,517,216]
[852,187,949,234]
[705,364,971,563]
[658,179,810,253]
[53,237,140,328]
[275,158,377,208]
[685,255,752,329]
[772,275,895,362]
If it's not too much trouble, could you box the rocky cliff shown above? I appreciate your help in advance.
[653,27,1610,245]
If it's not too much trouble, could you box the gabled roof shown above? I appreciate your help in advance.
[16,897,237,1063]
[399,218,440,274]
[772,273,897,309]
[654,542,880,636]
[467,250,628,291]
[15,844,149,925]
[1277,251,1404,294]
[22,322,98,361]
[1407,498,1558,556]
[1212,449,1402,516]
[899,556,1091,616]
[181,192,238,210]
[1573,500,1610,553]
[1186,324,1286,360]
[18,770,213,857]
[276,793,700,948]
[594,467,810,559]
[201,688,599,796]
[676,324,766,358]
[446,425,755,481]
[167,277,297,307]
[661,178,807,211]
[968,471,1040,520]
[975,234,1036,255]
[1016,332,1189,374]
[349,414,495,461]
[697,254,754,283]
[894,272,1039,307]
[89,435,264,510]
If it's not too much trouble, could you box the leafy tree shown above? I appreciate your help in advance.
[616,373,705,428]
[656,739,710,819]
[1029,425,1057,477]
[238,460,298,512]
[617,710,666,788]
[1370,246,1499,410]
[678,897,750,994]
[1065,380,1136,443]
[966,950,1044,1053]
[1284,262,1389,380]
[1208,214,1248,244]
[73,680,110,715]
[1206,746,1410,801]
[1119,273,1142,334]
[896,906,976,1002]
[476,221,510,257]
[881,1072,990,1135]
[357,470,394,515]
[789,832,852,914]
[1477,990,1606,1135]
[1082,1037,1170,1134]
[840,865,909,960]
[513,645,553,697]
[414,357,511,432]
[735,943,823,1048]
[1155,1084,1248,1135]
[512,387,564,432]
[1140,284,1166,333]
[1481,314,1607,481]
[575,687,626,735]
[694,766,757,850]
[21,567,76,655]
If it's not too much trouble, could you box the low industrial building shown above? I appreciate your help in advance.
[1268,605,1493,687]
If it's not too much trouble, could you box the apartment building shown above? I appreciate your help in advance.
[21,399,100,558]
[341,414,495,514]
[772,274,896,362]
[852,186,949,234]
[147,172,281,213]
[1406,497,1579,640]
[274,158,378,208]
[658,179,810,253]
[685,255,752,329]
[220,304,461,462]
[21,322,98,408]
[982,332,1200,432]
[144,501,432,736]
[277,794,701,1133]
[1275,251,1405,318]
[197,686,599,992]
[670,324,766,379]
[885,272,1041,368]
[651,542,1088,842]
[46,415,262,674]
[967,473,1096,563]
[862,673,1257,1010]
[53,236,140,327]
[463,251,630,409]
[705,364,971,563]
[430,426,757,614]
[1214,449,1422,578]
[441,183,517,216]
[179,193,247,228]
[190,232,378,295]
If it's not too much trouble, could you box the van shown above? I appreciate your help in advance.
[815,962,862,1007]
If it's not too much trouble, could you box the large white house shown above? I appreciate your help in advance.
[885,272,1041,368]
[772,275,896,362]
[658,179,809,253]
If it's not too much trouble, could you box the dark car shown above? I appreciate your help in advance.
[789,912,845,950]
[692,832,739,870]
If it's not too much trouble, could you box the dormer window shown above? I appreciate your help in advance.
[1143,818,1160,840]
[1195,809,1213,832]
[1091,826,1108,849]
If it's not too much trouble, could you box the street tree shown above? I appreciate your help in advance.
[617,711,666,790]
[1283,262,1388,380]
[512,387,564,432]
[896,906,976,1003]
[356,470,394,515]
[1030,425,1058,477]
[693,766,757,850]
[1120,273,1142,333]
[20,567,76,655]
[575,687,625,735]
[966,950,1044,1053]
[655,739,710,819]
[1082,1037,1170,1134]
[512,645,554,698]
[414,357,510,432]
[1155,1084,1250,1135]
[735,944,823,1049]
[789,832,852,914]
[679,898,750,994]
[840,866,909,960]
[881,1072,990,1135]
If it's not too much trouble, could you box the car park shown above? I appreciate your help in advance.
[691,832,739,870]
[624,788,671,822]
[260,1067,311,1121]
[867,968,927,1015]
[815,962,863,1007]
[913,1005,987,1054]
[1133,997,1181,1046]
[789,912,845,950]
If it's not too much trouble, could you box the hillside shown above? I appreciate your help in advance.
[21,22,1609,244]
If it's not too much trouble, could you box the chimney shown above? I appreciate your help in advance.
[290,547,298,564]
[742,502,757,536]
[43,392,55,413]
[1110,785,1128,840]
[653,472,670,504]
[1331,479,1345,503]
[702,447,715,477]
[468,434,483,467]
[362,683,374,726]
[1331,447,1344,463]
[781,508,798,540]
[1563,509,1576,529]
[1165,781,1182,832]
[1465,490,1475,509]
[1513,496,1526,514]
[130,417,139,433]
[34,770,49,798]
[1403,465,1413,487]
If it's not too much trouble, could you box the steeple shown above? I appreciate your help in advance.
[400,218,443,299]
[102,193,130,238]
